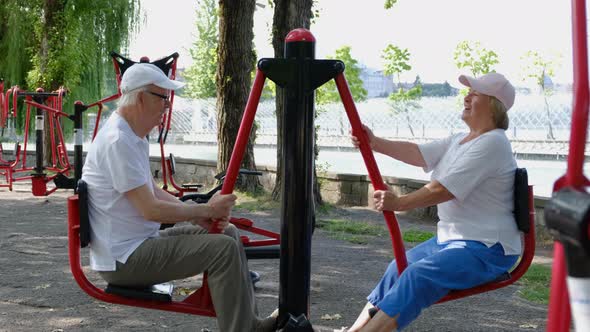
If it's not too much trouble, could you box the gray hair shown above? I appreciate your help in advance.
[490,96,509,130]
[117,86,148,108]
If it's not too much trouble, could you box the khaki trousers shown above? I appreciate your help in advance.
[99,224,259,332]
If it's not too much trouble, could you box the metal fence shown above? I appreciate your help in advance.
[165,92,579,158]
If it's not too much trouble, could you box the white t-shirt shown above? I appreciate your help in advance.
[81,112,160,271]
[418,129,522,255]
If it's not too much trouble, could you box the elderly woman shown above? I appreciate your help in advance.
[348,73,521,331]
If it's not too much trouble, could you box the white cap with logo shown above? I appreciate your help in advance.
[459,72,515,110]
[120,63,185,93]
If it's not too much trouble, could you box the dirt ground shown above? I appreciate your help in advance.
[0,185,550,332]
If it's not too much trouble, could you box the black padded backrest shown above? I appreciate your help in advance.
[169,153,176,175]
[77,179,91,248]
[13,142,19,158]
[514,168,530,233]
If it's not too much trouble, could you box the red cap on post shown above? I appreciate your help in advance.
[285,28,316,43]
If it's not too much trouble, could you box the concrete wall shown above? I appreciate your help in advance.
[8,150,550,241]
[149,155,552,241]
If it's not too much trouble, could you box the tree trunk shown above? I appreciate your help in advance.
[543,94,555,140]
[216,0,259,192]
[270,0,314,202]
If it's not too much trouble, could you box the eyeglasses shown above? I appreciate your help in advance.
[146,91,170,102]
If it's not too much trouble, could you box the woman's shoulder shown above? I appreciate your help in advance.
[479,129,510,144]
[476,130,514,157]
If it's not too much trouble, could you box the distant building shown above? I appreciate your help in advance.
[359,66,395,98]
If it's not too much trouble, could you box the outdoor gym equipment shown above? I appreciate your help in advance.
[92,51,201,198]
[66,29,536,330]
[0,86,81,196]
[65,51,281,319]
[95,51,282,251]
[226,28,534,330]
[543,0,590,330]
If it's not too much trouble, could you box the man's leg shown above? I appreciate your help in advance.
[99,225,262,332]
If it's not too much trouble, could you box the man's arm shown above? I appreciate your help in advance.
[373,180,454,212]
[149,179,218,227]
[151,178,183,204]
[125,184,236,223]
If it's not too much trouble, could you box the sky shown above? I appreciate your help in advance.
[129,0,575,86]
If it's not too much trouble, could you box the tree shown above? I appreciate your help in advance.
[521,50,561,140]
[384,0,399,9]
[183,0,218,99]
[382,44,422,137]
[316,46,367,106]
[216,0,259,192]
[0,0,140,161]
[453,40,499,77]
[453,40,499,109]
[316,45,367,139]
[269,0,314,202]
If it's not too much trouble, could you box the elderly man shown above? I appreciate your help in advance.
[81,63,275,332]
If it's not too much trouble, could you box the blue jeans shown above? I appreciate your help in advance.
[367,237,519,330]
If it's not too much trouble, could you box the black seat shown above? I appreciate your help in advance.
[77,179,173,302]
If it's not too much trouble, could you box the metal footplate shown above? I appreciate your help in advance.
[279,314,314,331]
[245,245,280,259]
[105,283,174,302]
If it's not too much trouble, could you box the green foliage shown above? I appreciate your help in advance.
[421,82,457,97]
[0,0,140,136]
[520,50,562,139]
[316,219,385,244]
[453,40,499,77]
[235,188,280,212]
[183,0,219,99]
[0,2,37,87]
[316,46,367,107]
[520,50,561,92]
[382,44,422,136]
[382,44,411,79]
[518,263,551,304]
[402,229,434,242]
[384,0,399,9]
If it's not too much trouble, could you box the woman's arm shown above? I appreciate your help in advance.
[351,124,427,167]
[373,138,427,167]
[373,180,454,212]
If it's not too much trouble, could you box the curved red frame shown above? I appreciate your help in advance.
[546,0,590,330]
[67,196,216,316]
[333,72,535,302]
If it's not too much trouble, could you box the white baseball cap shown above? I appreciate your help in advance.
[120,63,185,93]
[458,72,515,110]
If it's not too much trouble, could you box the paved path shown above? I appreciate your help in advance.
[0,187,550,331]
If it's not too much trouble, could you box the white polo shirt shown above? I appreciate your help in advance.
[81,112,160,271]
[418,129,522,255]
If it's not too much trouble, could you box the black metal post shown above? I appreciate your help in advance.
[259,28,344,331]
[73,101,87,182]
[33,94,45,175]
[278,32,316,329]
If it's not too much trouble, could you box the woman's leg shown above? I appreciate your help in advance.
[374,241,518,330]
[349,237,442,331]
